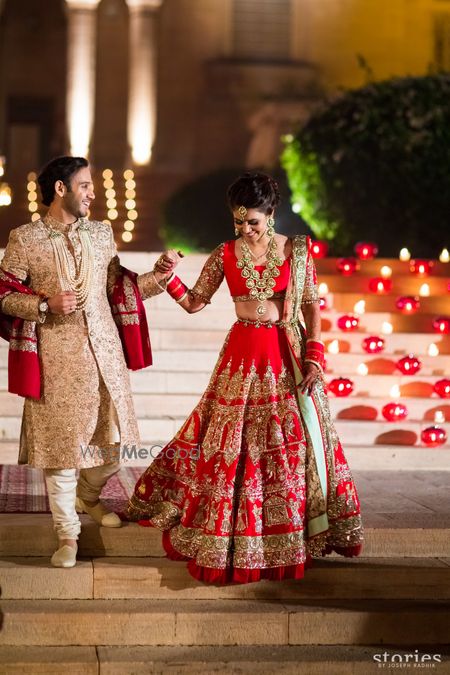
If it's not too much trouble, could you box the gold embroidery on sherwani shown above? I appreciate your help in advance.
[0,217,164,468]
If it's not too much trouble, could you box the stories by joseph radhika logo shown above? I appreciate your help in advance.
[373,650,443,669]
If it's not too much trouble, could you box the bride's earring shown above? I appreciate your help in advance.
[267,216,275,238]
[235,227,239,237]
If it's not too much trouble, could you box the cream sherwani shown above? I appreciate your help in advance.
[1,214,162,469]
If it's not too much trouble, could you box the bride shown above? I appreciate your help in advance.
[123,172,363,584]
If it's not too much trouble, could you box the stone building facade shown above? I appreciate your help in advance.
[0,0,448,248]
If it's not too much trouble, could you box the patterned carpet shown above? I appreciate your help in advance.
[0,464,143,513]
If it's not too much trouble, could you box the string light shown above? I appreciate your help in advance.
[382,322,393,335]
[318,282,329,295]
[419,283,430,297]
[380,266,392,278]
[25,175,38,216]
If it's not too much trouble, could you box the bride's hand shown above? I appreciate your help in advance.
[299,362,320,396]
[154,250,184,275]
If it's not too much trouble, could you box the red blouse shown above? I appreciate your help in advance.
[222,240,291,298]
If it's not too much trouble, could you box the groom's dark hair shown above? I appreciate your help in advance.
[38,156,89,206]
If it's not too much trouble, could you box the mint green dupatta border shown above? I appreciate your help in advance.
[282,236,329,543]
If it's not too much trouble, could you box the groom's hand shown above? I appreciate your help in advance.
[154,250,184,275]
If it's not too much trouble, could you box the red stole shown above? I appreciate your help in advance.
[0,267,152,400]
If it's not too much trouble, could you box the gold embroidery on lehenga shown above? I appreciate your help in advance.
[263,495,290,526]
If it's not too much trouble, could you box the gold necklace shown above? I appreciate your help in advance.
[45,220,94,310]
[237,237,283,315]
[248,241,271,261]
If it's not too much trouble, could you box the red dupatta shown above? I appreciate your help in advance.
[0,269,41,399]
[0,267,152,400]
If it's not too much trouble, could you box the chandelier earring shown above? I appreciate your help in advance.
[235,227,239,237]
[267,216,275,238]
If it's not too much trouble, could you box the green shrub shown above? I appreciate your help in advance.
[282,74,450,256]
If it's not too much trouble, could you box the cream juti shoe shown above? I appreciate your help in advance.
[51,544,78,568]
[75,496,122,528]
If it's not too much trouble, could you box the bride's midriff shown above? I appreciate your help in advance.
[235,297,284,322]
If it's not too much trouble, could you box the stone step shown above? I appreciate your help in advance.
[1,556,448,601]
[2,391,447,422]
[1,644,429,675]
[1,597,449,647]
[0,368,445,397]
[0,646,98,675]
[1,515,449,558]
[1,441,449,471]
[1,328,450,357]
[138,307,450,334]
[1,414,448,448]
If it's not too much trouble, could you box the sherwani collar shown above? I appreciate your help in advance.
[42,213,89,233]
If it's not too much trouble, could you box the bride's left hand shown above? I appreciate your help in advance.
[299,362,320,396]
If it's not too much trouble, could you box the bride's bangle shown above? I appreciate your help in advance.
[167,274,188,302]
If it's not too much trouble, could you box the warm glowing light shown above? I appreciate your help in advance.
[27,181,36,191]
[396,296,420,314]
[127,209,138,221]
[357,363,368,376]
[428,343,439,357]
[122,231,133,243]
[382,402,408,421]
[0,156,4,177]
[390,385,401,399]
[310,241,329,259]
[369,277,392,294]
[28,202,38,212]
[328,340,340,354]
[382,322,393,335]
[432,317,450,334]
[105,189,116,199]
[124,221,135,232]
[125,189,136,199]
[103,219,111,225]
[108,209,118,220]
[0,183,12,206]
[434,410,445,424]
[103,169,113,179]
[439,248,450,263]
[125,199,136,210]
[106,198,117,209]
[31,212,41,222]
[103,179,114,189]
[419,283,430,297]
[27,191,37,202]
[337,257,359,276]
[318,283,329,295]
[124,169,134,180]
[380,266,392,279]
[354,300,366,315]
[410,259,433,277]
[292,203,301,214]
[354,241,378,260]
[399,248,411,262]
[27,171,37,181]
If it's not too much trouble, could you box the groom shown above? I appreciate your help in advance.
[0,156,177,568]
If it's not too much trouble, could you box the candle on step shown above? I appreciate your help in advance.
[439,248,449,263]
[428,343,439,357]
[357,363,368,375]
[380,265,392,279]
[419,283,430,297]
[382,321,393,335]
[353,300,366,315]
[328,339,340,354]
[399,248,411,262]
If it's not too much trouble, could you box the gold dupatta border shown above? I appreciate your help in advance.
[282,235,339,556]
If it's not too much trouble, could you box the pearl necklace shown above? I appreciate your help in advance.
[237,237,283,316]
[45,219,94,310]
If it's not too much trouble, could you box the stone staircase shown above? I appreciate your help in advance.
[0,251,450,673]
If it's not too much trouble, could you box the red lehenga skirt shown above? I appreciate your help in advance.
[123,320,363,584]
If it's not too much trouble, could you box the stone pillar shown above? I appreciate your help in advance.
[64,0,101,157]
[125,0,163,165]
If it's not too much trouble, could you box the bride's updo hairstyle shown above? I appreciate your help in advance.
[227,172,281,215]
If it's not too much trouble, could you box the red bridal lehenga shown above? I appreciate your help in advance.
[124,236,364,584]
